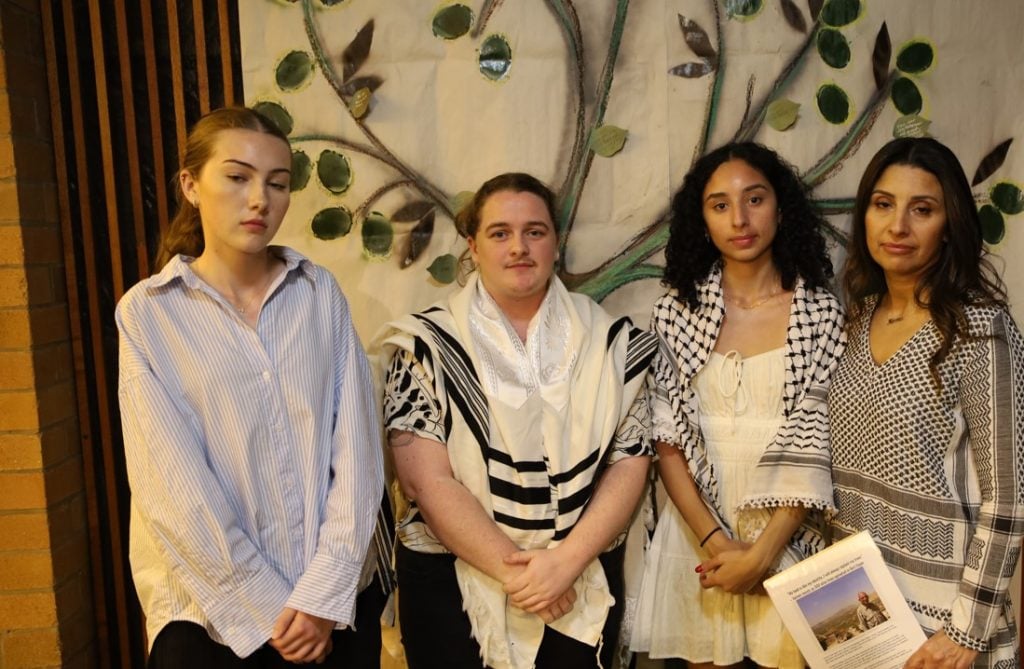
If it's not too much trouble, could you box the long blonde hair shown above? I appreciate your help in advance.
[154,107,290,269]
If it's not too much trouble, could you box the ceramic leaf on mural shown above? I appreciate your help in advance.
[892,114,930,138]
[427,254,458,284]
[972,139,1013,186]
[896,40,935,74]
[591,125,628,157]
[402,211,436,268]
[980,205,1005,244]
[342,20,374,81]
[780,0,808,33]
[766,99,800,131]
[871,22,891,90]
[891,77,923,115]
[816,83,851,124]
[724,0,763,20]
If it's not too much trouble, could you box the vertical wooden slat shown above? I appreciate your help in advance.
[59,0,132,665]
[112,1,149,280]
[192,0,210,113]
[39,3,113,667]
[139,1,170,240]
[217,0,235,106]
[166,1,187,165]
[86,3,125,300]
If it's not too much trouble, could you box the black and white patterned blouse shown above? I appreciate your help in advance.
[829,298,1024,668]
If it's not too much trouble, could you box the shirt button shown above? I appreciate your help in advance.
[263,371,271,380]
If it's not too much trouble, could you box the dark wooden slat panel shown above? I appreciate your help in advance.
[86,3,126,300]
[39,2,115,666]
[139,1,170,239]
[192,0,210,113]
[217,0,235,106]
[113,2,149,280]
[166,1,187,166]
[61,0,133,665]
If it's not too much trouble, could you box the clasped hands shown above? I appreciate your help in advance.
[501,544,585,624]
[269,607,336,664]
[696,535,771,595]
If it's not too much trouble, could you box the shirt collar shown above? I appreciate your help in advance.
[151,245,317,289]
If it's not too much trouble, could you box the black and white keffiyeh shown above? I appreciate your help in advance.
[650,265,845,558]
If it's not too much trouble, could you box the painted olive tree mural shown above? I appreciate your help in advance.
[246,0,1022,307]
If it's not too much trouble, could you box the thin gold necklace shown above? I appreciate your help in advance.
[231,271,273,316]
[725,288,780,310]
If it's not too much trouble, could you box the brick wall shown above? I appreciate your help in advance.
[0,0,96,667]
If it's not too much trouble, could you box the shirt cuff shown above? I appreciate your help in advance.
[286,552,363,627]
[944,621,990,653]
[203,566,292,658]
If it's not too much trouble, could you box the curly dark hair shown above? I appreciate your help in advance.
[663,142,834,308]
[843,137,1007,383]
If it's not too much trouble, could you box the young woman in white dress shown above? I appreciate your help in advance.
[631,142,845,669]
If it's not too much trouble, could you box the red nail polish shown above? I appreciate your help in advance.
[695,565,703,573]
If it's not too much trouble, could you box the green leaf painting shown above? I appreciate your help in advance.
[817,29,851,69]
[311,207,352,240]
[896,40,935,74]
[891,76,923,115]
[290,150,312,191]
[275,50,315,90]
[816,83,850,124]
[317,150,353,194]
[979,204,1005,245]
[362,212,394,258]
[433,4,473,40]
[252,100,293,135]
[479,34,512,80]
[820,0,860,27]
[991,182,1024,215]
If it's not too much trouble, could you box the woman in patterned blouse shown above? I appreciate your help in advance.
[829,137,1024,668]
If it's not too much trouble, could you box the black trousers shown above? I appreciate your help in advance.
[148,576,388,668]
[396,542,626,669]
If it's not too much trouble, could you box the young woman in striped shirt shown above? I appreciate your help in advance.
[116,107,386,667]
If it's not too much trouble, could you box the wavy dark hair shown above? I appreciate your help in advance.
[843,137,1007,383]
[663,142,834,307]
[154,107,290,269]
[454,172,557,281]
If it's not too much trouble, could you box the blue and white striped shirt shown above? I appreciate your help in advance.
[116,247,384,657]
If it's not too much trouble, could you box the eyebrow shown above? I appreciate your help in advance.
[704,183,769,202]
[482,220,552,230]
[871,189,941,203]
[222,158,291,175]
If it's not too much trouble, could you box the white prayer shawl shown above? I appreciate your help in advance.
[382,276,655,669]
[650,267,845,559]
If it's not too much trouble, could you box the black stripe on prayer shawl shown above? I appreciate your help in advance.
[625,328,658,384]
[484,447,548,473]
[413,314,490,458]
[488,477,551,505]
[557,482,596,516]
[493,511,556,531]
[549,448,601,485]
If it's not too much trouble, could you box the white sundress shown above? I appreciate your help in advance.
[631,348,803,668]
